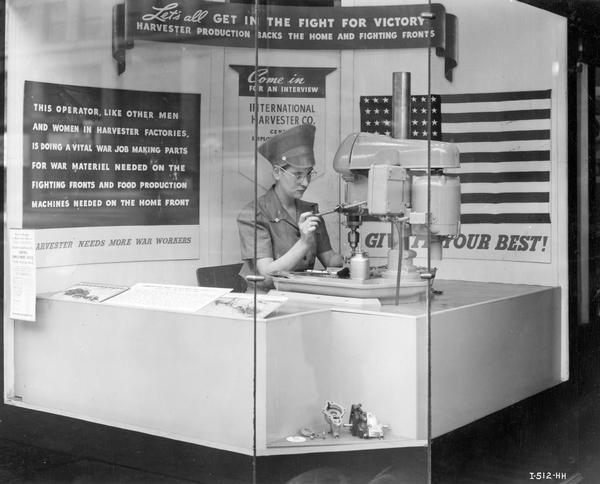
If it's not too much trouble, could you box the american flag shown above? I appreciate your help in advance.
[360,90,552,224]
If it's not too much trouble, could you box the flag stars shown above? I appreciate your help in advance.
[360,94,442,141]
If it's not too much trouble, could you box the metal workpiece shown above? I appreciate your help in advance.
[350,251,370,281]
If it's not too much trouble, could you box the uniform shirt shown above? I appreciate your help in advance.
[237,186,333,289]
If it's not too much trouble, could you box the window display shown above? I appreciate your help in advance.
[3,0,570,482]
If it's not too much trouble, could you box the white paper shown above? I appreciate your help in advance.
[51,282,129,303]
[199,294,287,319]
[107,283,231,313]
[9,229,36,321]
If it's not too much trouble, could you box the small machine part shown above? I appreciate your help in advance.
[345,403,390,439]
[363,412,388,439]
[313,201,367,218]
[322,401,346,438]
[347,403,369,437]
[367,164,410,216]
[314,206,341,217]
[299,427,317,439]
[347,218,361,254]
[313,201,367,255]
[305,267,350,278]
[335,267,350,279]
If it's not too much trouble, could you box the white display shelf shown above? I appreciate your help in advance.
[264,432,427,456]
[5,280,562,456]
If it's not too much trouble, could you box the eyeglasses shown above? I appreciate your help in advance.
[278,166,317,182]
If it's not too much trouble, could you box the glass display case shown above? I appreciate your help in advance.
[3,0,569,482]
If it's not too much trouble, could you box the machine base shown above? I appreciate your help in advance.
[273,273,428,302]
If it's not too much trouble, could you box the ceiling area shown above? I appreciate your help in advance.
[519,0,600,33]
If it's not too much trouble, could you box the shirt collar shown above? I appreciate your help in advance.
[265,185,297,224]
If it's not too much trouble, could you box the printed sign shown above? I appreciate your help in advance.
[411,230,550,263]
[114,1,456,78]
[9,229,37,321]
[32,225,198,268]
[231,65,335,187]
[23,81,200,229]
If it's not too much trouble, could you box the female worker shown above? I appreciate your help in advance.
[237,124,343,291]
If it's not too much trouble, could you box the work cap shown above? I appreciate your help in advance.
[258,124,316,169]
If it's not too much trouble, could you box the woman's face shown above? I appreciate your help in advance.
[274,165,314,199]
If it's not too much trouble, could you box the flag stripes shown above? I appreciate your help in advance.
[444,129,550,143]
[459,151,549,163]
[461,182,549,194]
[459,172,550,183]
[443,89,551,224]
[441,89,551,103]
[444,119,551,133]
[462,213,550,224]
[461,192,549,204]
[443,109,551,123]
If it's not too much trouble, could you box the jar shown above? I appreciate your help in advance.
[350,251,370,281]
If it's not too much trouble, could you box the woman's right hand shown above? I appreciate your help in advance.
[298,211,320,243]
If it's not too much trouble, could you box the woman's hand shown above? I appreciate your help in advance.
[298,211,320,243]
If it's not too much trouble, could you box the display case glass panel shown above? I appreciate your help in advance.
[250,0,432,480]
[429,0,569,481]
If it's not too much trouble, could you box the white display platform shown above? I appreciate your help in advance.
[5,280,562,456]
